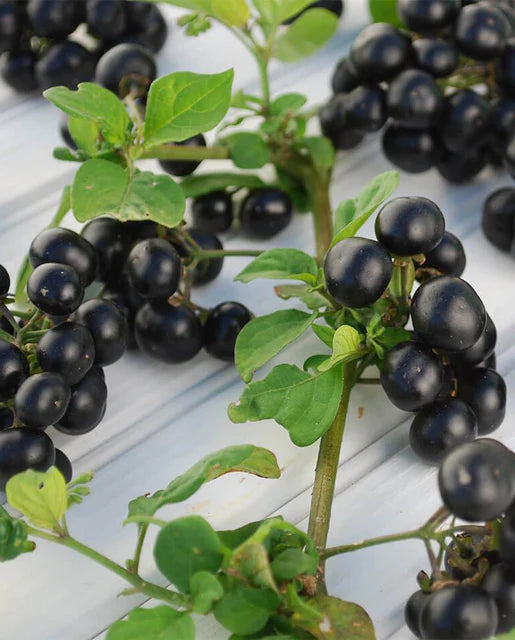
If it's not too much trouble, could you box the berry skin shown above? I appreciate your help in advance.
[382,124,440,173]
[452,315,497,367]
[387,70,443,129]
[497,40,515,99]
[490,99,515,154]
[54,367,107,435]
[398,0,460,34]
[0,50,38,92]
[505,133,515,179]
[203,302,252,362]
[413,38,459,78]
[127,239,182,299]
[86,0,127,40]
[319,95,365,150]
[135,300,203,363]
[380,341,444,412]
[405,590,430,639]
[124,5,168,53]
[192,190,233,234]
[59,114,76,149]
[481,187,515,251]
[350,23,413,83]
[331,57,360,94]
[457,367,506,435]
[30,228,98,287]
[35,41,96,90]
[80,217,127,281]
[411,276,486,352]
[54,448,72,482]
[0,1,23,53]
[482,563,515,634]
[455,3,510,61]
[0,340,29,402]
[424,231,466,277]
[324,237,392,309]
[27,0,82,38]
[439,439,515,521]
[419,585,498,640]
[500,503,515,568]
[375,196,445,256]
[14,372,71,429]
[158,134,207,178]
[0,428,55,491]
[73,298,128,366]
[186,229,224,286]
[27,263,84,316]
[409,398,478,465]
[95,43,156,96]
[36,321,95,386]
[0,407,13,430]
[440,90,492,154]
[436,146,486,184]
[240,188,293,239]
[343,85,386,133]
[0,264,10,296]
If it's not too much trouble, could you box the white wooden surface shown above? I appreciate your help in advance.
[1,3,514,639]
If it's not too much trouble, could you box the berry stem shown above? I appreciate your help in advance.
[139,144,230,161]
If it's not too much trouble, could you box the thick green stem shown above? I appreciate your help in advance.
[310,175,333,263]
[139,144,230,161]
[256,53,271,107]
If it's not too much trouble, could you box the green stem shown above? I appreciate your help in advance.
[139,144,230,161]
[256,53,271,107]
[310,174,333,263]
[322,527,428,559]
[131,524,149,575]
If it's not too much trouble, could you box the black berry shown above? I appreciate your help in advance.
[436,146,486,183]
[0,428,55,491]
[452,314,497,367]
[158,134,206,178]
[86,0,127,40]
[482,563,515,634]
[203,302,252,362]
[0,340,29,402]
[27,0,82,38]
[398,0,460,33]
[440,90,492,153]
[73,299,127,366]
[319,95,365,150]
[95,43,156,96]
[413,37,459,77]
[27,263,84,316]
[35,41,96,90]
[54,448,72,483]
[423,231,466,277]
[80,217,127,281]
[482,187,515,251]
[127,238,182,299]
[387,70,443,129]
[0,264,10,296]
[500,502,515,569]
[457,367,506,435]
[382,124,440,173]
[0,49,38,92]
[240,188,293,239]
[405,590,430,639]
[455,3,510,61]
[54,366,107,435]
[186,228,224,286]
[14,372,70,429]
[331,57,360,94]
[0,1,23,53]
[192,190,233,234]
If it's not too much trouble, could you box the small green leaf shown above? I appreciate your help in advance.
[154,516,223,593]
[68,116,100,156]
[229,363,344,446]
[0,506,34,561]
[273,9,338,62]
[230,541,278,591]
[270,93,307,115]
[296,136,335,169]
[6,467,68,532]
[334,199,356,235]
[235,249,318,285]
[44,83,130,146]
[144,70,234,147]
[303,354,330,373]
[215,586,279,636]
[218,520,267,550]
[210,0,249,25]
[72,159,185,227]
[252,0,313,26]
[274,283,328,311]
[376,327,411,352]
[190,571,224,614]
[292,595,376,639]
[180,172,264,198]
[235,310,316,383]
[318,325,363,372]
[53,147,83,162]
[312,324,335,349]
[106,607,194,640]
[271,548,317,580]
[225,132,270,169]
[369,0,403,27]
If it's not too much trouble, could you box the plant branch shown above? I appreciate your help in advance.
[139,144,230,161]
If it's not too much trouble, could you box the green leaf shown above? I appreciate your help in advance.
[369,0,403,27]
[376,327,411,351]
[180,172,264,198]
[210,0,250,25]
[271,548,317,580]
[273,9,338,62]
[154,516,223,593]
[292,595,376,639]
[72,159,185,227]
[252,0,314,25]
[215,586,279,636]
[44,83,130,146]
[331,171,399,246]
[235,249,318,285]
[235,310,316,383]
[228,363,344,446]
[230,541,278,591]
[190,571,224,614]
[296,136,335,169]
[6,467,68,532]
[275,168,311,213]
[225,132,270,169]
[318,325,363,372]
[128,445,280,519]
[312,324,335,349]
[68,116,100,156]
[270,93,307,116]
[106,607,194,640]
[0,506,34,561]
[144,70,234,147]
[53,147,83,162]
[303,354,330,373]
[274,283,328,311]
[218,520,267,550]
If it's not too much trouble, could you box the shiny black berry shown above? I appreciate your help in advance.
[500,503,515,568]
[86,0,127,40]
[376,196,445,256]
[331,57,360,94]
[186,229,224,286]
[203,302,252,362]
[0,428,55,491]
[482,563,515,634]
[387,70,443,129]
[452,315,497,367]
[135,300,203,363]
[436,146,486,183]
[411,276,486,352]
[54,367,107,435]
[482,187,515,251]
[455,3,510,61]
[0,264,10,297]
[14,372,70,429]
[0,49,38,92]
[191,190,233,234]
[27,0,82,38]
[342,85,386,132]
[54,448,72,482]
[413,37,459,77]
[324,237,392,308]
[158,134,206,178]
[319,95,365,150]
[27,263,84,316]
[80,217,127,281]
[127,239,182,299]
[382,124,440,173]
[95,43,156,96]
[0,340,29,402]
[497,39,515,98]
[0,1,23,53]
[73,299,127,366]
[125,4,167,53]
[490,98,515,154]
[35,41,96,90]
[381,341,444,412]
[457,367,506,435]
[398,0,460,33]
[440,90,492,153]
[405,590,430,639]
[240,188,293,239]
[423,231,466,277]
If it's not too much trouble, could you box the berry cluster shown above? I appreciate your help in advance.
[0,0,167,93]
[322,0,515,183]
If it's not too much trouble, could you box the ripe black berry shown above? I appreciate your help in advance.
[73,298,128,366]
[324,237,392,308]
[0,407,13,430]
[405,590,430,639]
[35,41,96,90]
[342,85,386,133]
[455,3,510,61]
[0,1,22,53]
[500,503,515,568]
[0,263,10,297]
[331,57,360,94]
[95,43,156,96]
[440,90,492,153]
[482,563,515,634]
[123,220,158,243]
[382,124,440,173]
[124,4,167,53]
[319,95,365,150]
[409,398,478,465]
[135,300,203,363]
[436,146,486,184]
[350,23,413,83]
[423,231,466,277]
[376,196,445,256]
[30,228,98,287]
[497,40,515,98]
[192,190,233,234]
[457,367,506,435]
[158,134,206,178]
[452,314,497,367]
[86,0,127,40]
[411,276,486,352]
[439,439,515,521]
[0,340,29,402]
[27,0,82,38]
[36,321,95,385]
[14,372,70,429]
[490,99,515,154]
[127,239,182,299]
[398,0,460,33]
[240,188,293,239]
[80,217,127,281]
[27,263,84,316]
[54,448,72,483]
[186,229,224,286]
[413,38,459,78]
[387,70,443,129]
[482,187,515,251]
[419,585,498,640]
[54,367,107,435]
[381,341,444,412]
[0,50,38,92]
[203,302,252,362]
[0,428,55,491]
